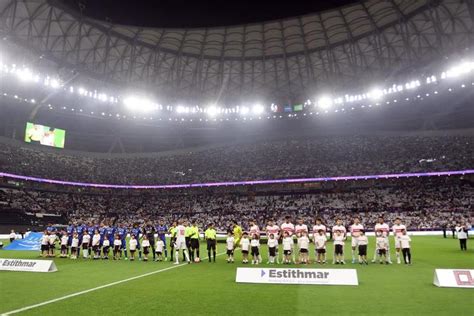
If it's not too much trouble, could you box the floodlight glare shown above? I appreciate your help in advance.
[207,105,220,117]
[317,96,333,110]
[123,96,157,112]
[16,68,34,82]
[368,88,384,100]
[252,104,264,115]
[240,106,250,115]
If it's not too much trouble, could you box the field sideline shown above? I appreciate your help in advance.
[0,236,472,315]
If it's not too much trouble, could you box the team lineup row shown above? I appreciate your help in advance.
[37,216,416,265]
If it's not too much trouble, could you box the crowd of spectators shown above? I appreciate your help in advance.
[1,177,472,232]
[0,135,473,185]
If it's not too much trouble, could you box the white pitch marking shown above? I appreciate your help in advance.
[1,253,225,315]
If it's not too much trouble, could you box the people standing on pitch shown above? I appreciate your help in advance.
[129,235,138,261]
[142,235,151,261]
[249,220,262,263]
[240,232,250,264]
[357,230,369,265]
[92,230,101,259]
[373,217,392,263]
[98,223,107,257]
[295,218,309,236]
[66,221,75,256]
[456,222,468,251]
[250,234,260,265]
[75,221,86,258]
[82,230,91,259]
[169,222,177,262]
[232,221,243,249]
[41,231,50,257]
[46,222,57,235]
[205,223,217,263]
[60,232,68,258]
[105,223,116,260]
[392,218,407,264]
[48,230,57,257]
[332,218,347,264]
[184,221,192,261]
[155,238,165,261]
[350,217,364,264]
[174,219,191,264]
[399,230,412,264]
[86,222,95,259]
[102,234,110,259]
[113,234,122,260]
[189,221,200,261]
[297,231,310,264]
[333,230,346,264]
[143,222,156,261]
[267,233,278,264]
[155,219,168,260]
[282,231,293,264]
[265,219,280,263]
[71,232,79,259]
[281,216,295,238]
[375,230,389,264]
[314,229,327,264]
[117,224,128,259]
[226,231,235,263]
[131,223,142,260]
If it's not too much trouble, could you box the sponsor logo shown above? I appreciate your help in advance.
[267,269,329,280]
[0,259,37,267]
[454,270,474,286]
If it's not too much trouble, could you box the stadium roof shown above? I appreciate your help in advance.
[0,0,473,103]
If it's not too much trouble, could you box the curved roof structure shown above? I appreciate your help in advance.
[0,0,473,103]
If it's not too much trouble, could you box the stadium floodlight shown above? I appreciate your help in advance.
[49,79,60,89]
[317,96,333,110]
[16,68,34,82]
[445,61,474,78]
[123,96,157,113]
[206,105,220,117]
[368,88,384,100]
[176,105,186,114]
[240,106,250,115]
[252,104,264,115]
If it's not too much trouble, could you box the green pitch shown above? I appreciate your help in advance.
[0,236,472,315]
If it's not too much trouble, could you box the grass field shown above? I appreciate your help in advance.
[0,236,473,316]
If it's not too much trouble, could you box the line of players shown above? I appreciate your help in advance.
[39,215,412,265]
[40,219,204,264]
[229,216,412,265]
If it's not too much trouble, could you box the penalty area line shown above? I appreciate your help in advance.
[1,252,225,315]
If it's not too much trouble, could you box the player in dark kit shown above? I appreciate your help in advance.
[75,221,86,257]
[116,224,128,259]
[66,222,75,255]
[156,220,168,260]
[131,224,142,260]
[143,222,156,261]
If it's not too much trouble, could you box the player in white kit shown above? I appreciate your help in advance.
[174,219,191,264]
[332,218,347,264]
[392,218,407,264]
[249,220,261,263]
[265,219,280,263]
[372,216,392,263]
[295,218,309,236]
[349,217,364,263]
[281,216,295,262]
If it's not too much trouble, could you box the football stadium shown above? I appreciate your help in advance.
[0,0,473,315]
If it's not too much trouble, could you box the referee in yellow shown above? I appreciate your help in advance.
[189,221,200,261]
[205,223,217,263]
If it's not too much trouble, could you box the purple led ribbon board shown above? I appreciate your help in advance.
[0,170,473,190]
